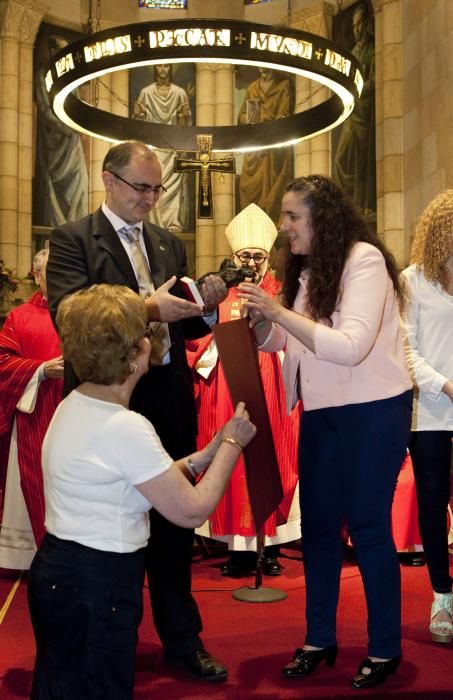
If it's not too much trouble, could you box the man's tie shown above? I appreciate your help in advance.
[123,226,171,365]
[124,226,154,297]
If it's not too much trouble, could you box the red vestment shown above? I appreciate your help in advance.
[187,273,301,538]
[391,453,421,551]
[0,292,63,545]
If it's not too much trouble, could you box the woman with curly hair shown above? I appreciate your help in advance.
[400,190,453,644]
[239,175,412,689]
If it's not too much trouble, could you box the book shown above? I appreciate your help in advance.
[179,276,204,308]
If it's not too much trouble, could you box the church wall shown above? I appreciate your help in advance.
[2,0,448,300]
[0,0,318,294]
[401,0,453,255]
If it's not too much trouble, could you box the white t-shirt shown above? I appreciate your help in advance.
[42,390,172,552]
[400,264,453,431]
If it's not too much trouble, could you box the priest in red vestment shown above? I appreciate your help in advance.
[187,204,301,576]
[0,249,63,567]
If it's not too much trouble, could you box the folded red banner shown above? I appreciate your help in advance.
[213,317,283,532]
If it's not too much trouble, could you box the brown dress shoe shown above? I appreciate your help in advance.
[165,648,228,682]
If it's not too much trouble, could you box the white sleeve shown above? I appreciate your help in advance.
[109,412,173,485]
[16,365,45,413]
[400,269,448,400]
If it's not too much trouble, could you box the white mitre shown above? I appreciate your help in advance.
[225,203,278,253]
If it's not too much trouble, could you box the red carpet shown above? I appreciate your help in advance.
[1,544,453,699]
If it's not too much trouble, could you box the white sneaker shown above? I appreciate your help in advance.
[430,591,453,643]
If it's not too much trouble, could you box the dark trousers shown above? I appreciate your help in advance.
[409,430,453,593]
[299,391,412,659]
[131,364,203,657]
[28,533,146,700]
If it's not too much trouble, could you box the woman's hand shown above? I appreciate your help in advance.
[221,401,257,449]
[201,430,223,464]
[442,379,453,402]
[192,403,256,476]
[238,282,282,323]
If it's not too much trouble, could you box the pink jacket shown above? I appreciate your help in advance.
[260,242,412,412]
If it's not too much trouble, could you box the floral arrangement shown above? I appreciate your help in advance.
[0,259,19,296]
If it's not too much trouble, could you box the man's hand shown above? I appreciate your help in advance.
[145,276,203,322]
[43,355,64,379]
[199,274,228,313]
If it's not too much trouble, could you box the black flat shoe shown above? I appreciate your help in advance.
[351,656,400,689]
[262,556,283,576]
[282,645,338,678]
[165,648,227,682]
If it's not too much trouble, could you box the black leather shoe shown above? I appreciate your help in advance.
[351,656,400,689]
[398,552,425,567]
[220,556,255,577]
[165,649,227,682]
[282,645,338,678]
[262,556,283,576]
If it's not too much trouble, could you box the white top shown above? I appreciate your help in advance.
[400,264,453,431]
[42,391,172,552]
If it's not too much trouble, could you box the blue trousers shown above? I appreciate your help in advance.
[299,390,412,659]
[28,534,146,700]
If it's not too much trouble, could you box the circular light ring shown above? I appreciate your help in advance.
[47,19,364,153]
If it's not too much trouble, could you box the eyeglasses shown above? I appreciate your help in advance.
[108,171,167,197]
[236,252,268,264]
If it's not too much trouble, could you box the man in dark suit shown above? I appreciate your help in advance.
[46,140,228,681]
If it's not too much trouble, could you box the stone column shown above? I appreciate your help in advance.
[17,3,43,274]
[89,76,111,212]
[294,76,312,177]
[87,21,118,212]
[290,3,333,178]
[0,0,46,275]
[195,63,216,277]
[213,64,234,269]
[375,0,405,266]
[111,69,129,118]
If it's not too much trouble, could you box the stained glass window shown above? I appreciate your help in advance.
[139,0,187,8]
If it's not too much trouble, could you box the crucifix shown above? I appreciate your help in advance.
[174,134,235,219]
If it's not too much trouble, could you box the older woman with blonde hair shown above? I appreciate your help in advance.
[401,190,453,644]
[27,284,256,700]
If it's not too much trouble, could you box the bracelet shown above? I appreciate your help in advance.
[221,437,243,452]
[186,457,198,478]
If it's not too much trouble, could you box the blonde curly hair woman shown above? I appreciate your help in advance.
[401,190,453,644]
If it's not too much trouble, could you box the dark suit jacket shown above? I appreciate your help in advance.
[46,208,211,458]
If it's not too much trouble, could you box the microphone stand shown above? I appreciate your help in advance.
[232,526,287,603]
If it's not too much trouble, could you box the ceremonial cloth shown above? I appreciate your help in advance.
[187,274,300,537]
[0,292,63,546]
